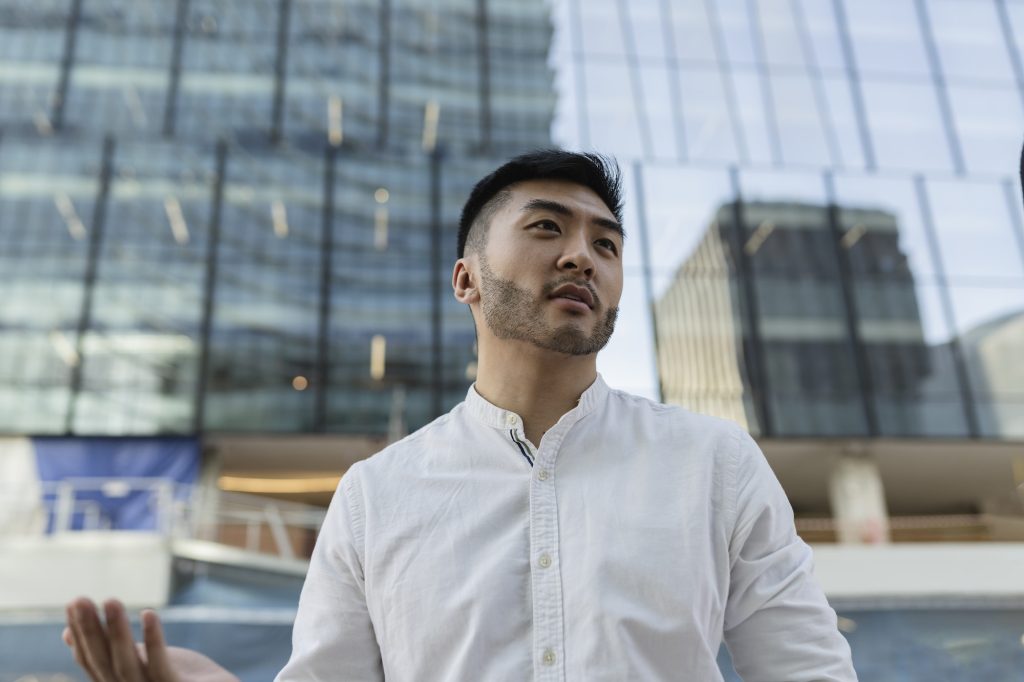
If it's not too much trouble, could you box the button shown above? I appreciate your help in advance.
[542,648,556,666]
[537,469,549,481]
[505,414,517,426]
[538,553,551,569]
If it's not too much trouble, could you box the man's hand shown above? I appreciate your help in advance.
[63,597,240,682]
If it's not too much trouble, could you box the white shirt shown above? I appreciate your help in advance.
[277,376,856,681]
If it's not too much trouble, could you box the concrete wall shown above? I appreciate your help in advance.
[0,532,171,611]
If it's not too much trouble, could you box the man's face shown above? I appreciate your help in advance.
[473,179,623,356]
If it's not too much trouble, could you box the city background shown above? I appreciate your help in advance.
[1,0,1023,679]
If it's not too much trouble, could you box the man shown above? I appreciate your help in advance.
[64,150,857,680]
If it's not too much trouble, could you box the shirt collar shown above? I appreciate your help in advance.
[463,374,609,430]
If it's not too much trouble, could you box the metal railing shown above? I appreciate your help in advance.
[0,477,327,560]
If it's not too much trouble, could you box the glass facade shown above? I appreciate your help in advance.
[556,0,1024,440]
[2,0,1023,441]
[0,0,554,436]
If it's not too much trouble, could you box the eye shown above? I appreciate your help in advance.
[534,219,561,232]
[596,238,619,255]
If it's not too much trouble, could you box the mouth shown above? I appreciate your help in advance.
[548,283,595,310]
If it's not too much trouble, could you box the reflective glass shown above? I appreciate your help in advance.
[771,72,831,167]
[676,67,741,163]
[952,284,1024,438]
[947,84,1024,177]
[635,64,683,162]
[326,155,434,434]
[639,165,759,433]
[203,147,323,432]
[731,69,776,165]
[832,173,969,436]
[665,0,717,66]
[0,138,99,433]
[74,142,213,434]
[715,0,758,67]
[624,1,670,62]
[574,0,626,58]
[928,0,1016,86]
[753,0,807,69]
[581,59,645,158]
[861,80,952,173]
[0,1,71,131]
[285,0,380,148]
[820,75,866,170]
[740,170,866,436]
[64,0,175,138]
[843,0,931,78]
[796,0,847,73]
[925,179,1024,284]
[177,0,278,142]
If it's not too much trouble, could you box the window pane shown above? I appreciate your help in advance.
[581,59,645,158]
[947,85,1024,176]
[797,0,847,73]
[731,69,775,165]
[771,73,831,167]
[844,0,931,79]
[640,166,760,433]
[953,285,1024,438]
[0,138,100,433]
[929,0,1016,86]
[821,75,866,170]
[677,67,740,163]
[625,2,669,62]
[0,0,70,130]
[926,179,1024,283]
[74,141,213,434]
[740,170,867,437]
[833,173,969,436]
[575,0,625,58]
[204,147,323,432]
[636,65,681,162]
[862,80,952,173]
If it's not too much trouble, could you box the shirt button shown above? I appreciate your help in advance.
[542,648,556,666]
[538,553,551,569]
[505,414,517,426]
[537,469,549,481]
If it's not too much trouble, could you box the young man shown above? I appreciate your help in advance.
[64,150,857,681]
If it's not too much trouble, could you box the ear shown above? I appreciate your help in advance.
[452,258,479,305]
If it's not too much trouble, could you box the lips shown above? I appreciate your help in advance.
[549,283,595,309]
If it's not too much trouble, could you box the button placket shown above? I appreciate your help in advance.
[529,433,566,681]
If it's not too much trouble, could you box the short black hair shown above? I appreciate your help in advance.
[457,149,623,258]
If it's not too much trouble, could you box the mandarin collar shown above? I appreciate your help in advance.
[464,374,609,430]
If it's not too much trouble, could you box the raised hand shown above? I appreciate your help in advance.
[64,597,240,682]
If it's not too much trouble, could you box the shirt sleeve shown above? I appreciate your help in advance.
[276,463,385,681]
[721,429,857,682]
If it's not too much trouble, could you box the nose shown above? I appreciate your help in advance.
[557,233,595,278]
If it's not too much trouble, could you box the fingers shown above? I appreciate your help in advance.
[66,598,107,682]
[105,600,146,682]
[141,610,177,681]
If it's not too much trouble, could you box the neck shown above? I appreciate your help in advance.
[473,340,598,447]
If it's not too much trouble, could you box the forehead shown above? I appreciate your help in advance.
[502,179,616,221]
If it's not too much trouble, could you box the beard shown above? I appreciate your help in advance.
[478,255,618,356]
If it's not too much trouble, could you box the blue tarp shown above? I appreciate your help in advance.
[33,436,200,532]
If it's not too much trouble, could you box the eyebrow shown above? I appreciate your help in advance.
[520,198,623,237]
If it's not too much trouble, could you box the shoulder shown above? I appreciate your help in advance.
[344,402,466,484]
[601,385,751,454]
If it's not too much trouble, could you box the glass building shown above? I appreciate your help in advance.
[0,0,554,437]
[554,0,1024,445]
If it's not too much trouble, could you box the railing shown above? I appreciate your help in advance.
[0,477,327,560]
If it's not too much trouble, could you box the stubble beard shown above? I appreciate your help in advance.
[477,255,618,356]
